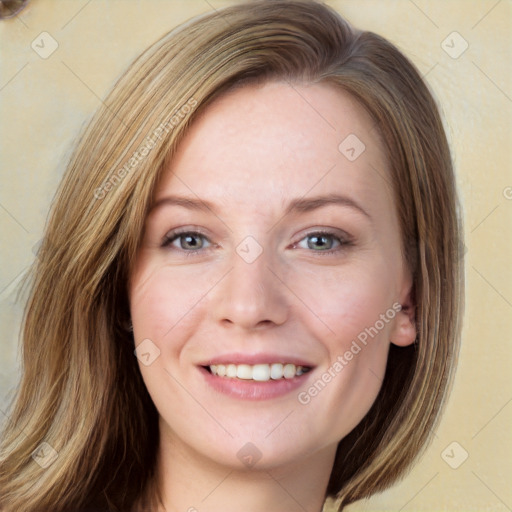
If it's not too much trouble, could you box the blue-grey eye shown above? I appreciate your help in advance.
[164,232,210,250]
[297,232,341,251]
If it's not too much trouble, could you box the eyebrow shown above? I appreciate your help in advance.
[149,193,371,220]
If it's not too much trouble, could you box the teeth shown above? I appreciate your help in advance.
[237,364,253,380]
[208,363,310,381]
[252,364,270,381]
[283,363,296,379]
[270,363,283,379]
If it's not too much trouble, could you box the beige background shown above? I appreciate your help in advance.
[0,1,511,510]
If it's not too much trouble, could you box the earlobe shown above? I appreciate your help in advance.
[390,285,417,347]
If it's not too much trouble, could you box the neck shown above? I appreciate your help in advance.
[154,424,337,512]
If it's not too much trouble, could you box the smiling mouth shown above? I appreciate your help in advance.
[203,363,312,381]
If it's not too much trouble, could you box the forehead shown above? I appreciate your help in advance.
[155,81,391,214]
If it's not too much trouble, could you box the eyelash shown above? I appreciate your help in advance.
[161,228,352,257]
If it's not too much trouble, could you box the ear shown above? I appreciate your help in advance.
[390,276,417,347]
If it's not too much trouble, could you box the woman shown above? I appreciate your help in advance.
[0,1,464,511]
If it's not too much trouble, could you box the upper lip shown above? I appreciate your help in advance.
[200,352,315,367]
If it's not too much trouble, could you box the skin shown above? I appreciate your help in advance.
[128,81,416,512]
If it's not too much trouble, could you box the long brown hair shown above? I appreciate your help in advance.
[0,1,463,511]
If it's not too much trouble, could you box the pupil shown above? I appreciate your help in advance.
[183,235,200,249]
[309,235,331,250]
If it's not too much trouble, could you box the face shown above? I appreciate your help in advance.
[128,81,416,471]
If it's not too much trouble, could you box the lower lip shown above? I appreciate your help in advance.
[199,366,313,401]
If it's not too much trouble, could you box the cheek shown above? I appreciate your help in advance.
[289,261,396,433]
[290,258,398,347]
[129,265,217,386]
[129,265,214,418]
[130,262,213,338]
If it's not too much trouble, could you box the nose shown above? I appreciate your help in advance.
[209,244,289,331]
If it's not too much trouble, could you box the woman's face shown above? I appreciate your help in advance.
[129,81,416,471]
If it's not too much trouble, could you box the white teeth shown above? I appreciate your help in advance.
[208,363,309,381]
[270,363,283,380]
[283,363,296,379]
[236,364,252,380]
[252,364,271,381]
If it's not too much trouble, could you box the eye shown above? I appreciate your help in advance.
[162,231,211,251]
[296,231,347,252]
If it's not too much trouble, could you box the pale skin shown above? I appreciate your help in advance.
[128,81,416,512]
